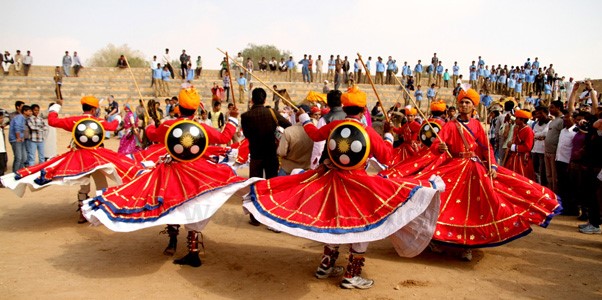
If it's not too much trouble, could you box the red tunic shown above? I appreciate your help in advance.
[381,117,447,178]
[392,118,560,247]
[390,120,423,165]
[503,125,535,180]
[84,117,247,230]
[10,109,142,190]
[243,118,442,255]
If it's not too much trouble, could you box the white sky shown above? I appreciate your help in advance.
[2,0,601,79]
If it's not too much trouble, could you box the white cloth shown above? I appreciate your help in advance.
[0,126,6,153]
[555,125,576,163]
[41,110,57,158]
[532,122,549,154]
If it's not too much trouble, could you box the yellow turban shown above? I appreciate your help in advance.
[514,109,532,120]
[80,96,99,108]
[341,85,367,108]
[178,86,201,110]
[405,107,417,116]
[457,88,480,106]
[430,100,447,112]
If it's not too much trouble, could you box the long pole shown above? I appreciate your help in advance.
[123,56,150,124]
[224,52,236,105]
[217,48,298,110]
[393,75,452,158]
[356,53,389,123]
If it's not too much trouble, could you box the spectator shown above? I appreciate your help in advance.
[162,48,174,79]
[26,104,47,166]
[315,55,323,82]
[237,72,247,104]
[241,88,292,225]
[342,56,350,84]
[116,55,127,68]
[258,57,268,72]
[161,65,171,96]
[375,57,385,85]
[427,83,436,104]
[532,106,550,185]
[286,56,295,82]
[364,56,372,84]
[152,63,162,97]
[195,56,203,79]
[414,85,423,110]
[268,57,278,72]
[327,55,335,81]
[211,82,224,102]
[452,61,460,85]
[62,51,72,76]
[414,60,423,86]
[307,55,313,82]
[2,51,14,75]
[179,49,190,79]
[386,56,395,85]
[245,57,254,82]
[443,68,450,88]
[9,105,31,172]
[436,62,444,87]
[73,51,83,77]
[208,101,225,130]
[555,110,576,214]
[219,57,228,78]
[299,54,310,83]
[22,50,33,76]
[186,62,194,82]
[277,105,314,175]
[53,66,63,100]
[322,80,330,94]
[544,100,565,193]
[468,61,477,88]
[0,111,7,182]
[13,50,23,75]
[223,71,231,102]
[149,55,160,87]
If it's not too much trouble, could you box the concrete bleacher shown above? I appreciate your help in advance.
[0,65,502,115]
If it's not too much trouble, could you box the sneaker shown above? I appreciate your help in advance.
[579,224,601,234]
[315,265,344,279]
[461,249,472,261]
[340,276,374,289]
[578,223,591,229]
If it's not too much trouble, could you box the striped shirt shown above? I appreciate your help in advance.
[27,115,47,142]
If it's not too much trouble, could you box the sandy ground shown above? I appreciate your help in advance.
[1,130,602,300]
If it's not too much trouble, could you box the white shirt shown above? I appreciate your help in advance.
[556,125,576,163]
[532,121,549,154]
[162,53,171,65]
[0,126,6,152]
[23,55,33,65]
[150,58,160,69]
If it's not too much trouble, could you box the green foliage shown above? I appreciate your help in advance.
[87,43,148,67]
[238,44,292,70]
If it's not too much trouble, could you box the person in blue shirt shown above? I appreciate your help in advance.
[524,58,531,68]
[375,57,385,85]
[515,78,523,99]
[9,105,32,172]
[386,56,395,85]
[469,61,477,89]
[298,54,311,83]
[452,61,460,85]
[286,56,295,82]
[436,62,444,87]
[532,57,540,69]
[498,72,507,95]
[508,75,516,97]
[489,69,497,94]
[161,66,171,97]
[414,85,423,105]
[186,62,194,82]
[479,91,492,120]
[237,72,247,103]
[152,63,163,97]
[414,60,423,87]
[544,82,552,103]
[353,59,361,84]
[401,61,409,82]
[426,63,434,86]
[426,84,436,104]
[477,56,485,67]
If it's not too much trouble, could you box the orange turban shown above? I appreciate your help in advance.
[173,105,180,115]
[341,85,367,107]
[405,107,417,116]
[178,86,201,110]
[514,109,532,120]
[457,88,480,106]
[80,96,99,108]
[430,100,447,112]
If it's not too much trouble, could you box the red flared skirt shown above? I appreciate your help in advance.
[504,152,536,181]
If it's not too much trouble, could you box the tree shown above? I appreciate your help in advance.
[238,44,292,71]
[87,43,148,68]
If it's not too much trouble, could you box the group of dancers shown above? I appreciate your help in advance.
[1,83,560,290]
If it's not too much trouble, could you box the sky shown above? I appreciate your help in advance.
[3,0,602,79]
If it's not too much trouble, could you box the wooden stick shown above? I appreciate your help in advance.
[224,52,236,105]
[217,48,298,110]
[392,74,452,158]
[357,53,389,123]
[123,56,150,123]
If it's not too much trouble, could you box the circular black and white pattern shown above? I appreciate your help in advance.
[165,120,208,162]
[72,118,105,149]
[326,121,370,170]
[419,121,442,147]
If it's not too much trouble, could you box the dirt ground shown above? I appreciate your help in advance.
[1,130,601,300]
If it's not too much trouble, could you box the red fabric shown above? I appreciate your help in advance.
[16,148,141,183]
[504,125,535,180]
[250,162,433,231]
[389,120,423,165]
[48,112,118,132]
[90,159,245,222]
[232,139,250,164]
[145,117,236,145]
[303,118,393,166]
[390,118,559,247]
